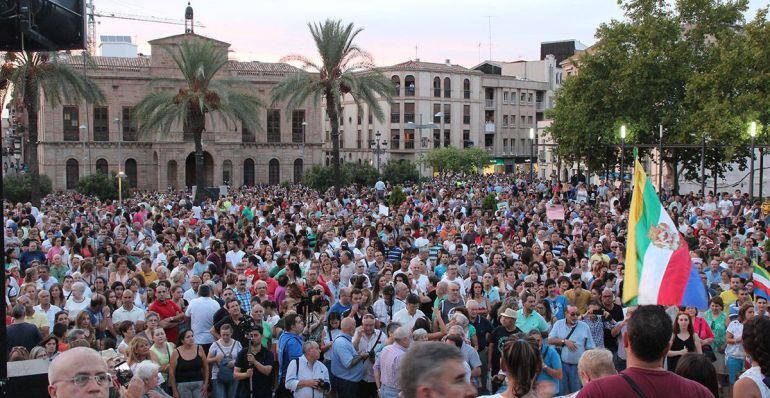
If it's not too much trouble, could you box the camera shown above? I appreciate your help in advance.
[317,379,331,391]
[306,288,322,297]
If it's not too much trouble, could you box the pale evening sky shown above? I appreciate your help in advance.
[93,0,769,67]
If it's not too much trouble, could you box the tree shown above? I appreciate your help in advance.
[381,160,419,185]
[547,0,754,191]
[344,162,379,186]
[76,172,129,201]
[423,146,491,174]
[271,20,395,197]
[2,173,52,204]
[1,52,104,205]
[132,39,263,202]
[388,185,406,208]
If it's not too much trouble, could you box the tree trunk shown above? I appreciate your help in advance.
[24,79,41,207]
[191,112,206,204]
[325,91,341,198]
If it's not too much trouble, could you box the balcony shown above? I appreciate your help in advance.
[404,140,415,149]
[485,99,495,108]
[434,88,441,97]
[405,87,415,96]
[463,116,471,124]
[536,101,545,111]
[485,122,495,133]
[390,113,400,123]
[464,90,471,99]
[404,113,415,123]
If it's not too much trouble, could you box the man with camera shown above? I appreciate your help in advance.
[353,314,385,398]
[285,341,331,398]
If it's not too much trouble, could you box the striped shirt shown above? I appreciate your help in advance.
[373,342,409,389]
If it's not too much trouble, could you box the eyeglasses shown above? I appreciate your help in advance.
[55,373,111,387]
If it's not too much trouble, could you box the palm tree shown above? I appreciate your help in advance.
[2,52,104,206]
[271,19,395,196]
[132,39,263,203]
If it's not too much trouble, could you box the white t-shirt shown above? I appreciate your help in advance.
[725,320,745,359]
[65,296,91,320]
[718,199,733,217]
[226,250,245,267]
[209,339,242,380]
[392,308,425,331]
[185,297,221,344]
[112,305,146,324]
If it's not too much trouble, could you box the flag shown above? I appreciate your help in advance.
[754,262,770,300]
[623,159,709,309]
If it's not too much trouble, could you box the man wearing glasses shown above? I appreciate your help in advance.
[47,347,110,398]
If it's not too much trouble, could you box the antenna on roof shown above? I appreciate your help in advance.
[486,16,493,60]
[415,44,418,61]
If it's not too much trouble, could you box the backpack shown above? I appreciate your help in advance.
[214,341,236,383]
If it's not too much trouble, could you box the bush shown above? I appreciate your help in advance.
[381,160,420,185]
[3,173,52,203]
[483,193,498,211]
[388,185,407,208]
[302,165,349,192]
[76,172,128,201]
[343,163,379,186]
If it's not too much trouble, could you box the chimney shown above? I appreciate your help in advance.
[415,58,420,62]
[445,59,451,65]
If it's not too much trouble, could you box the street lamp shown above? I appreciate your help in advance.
[750,121,757,198]
[529,127,535,181]
[114,117,123,175]
[406,113,440,176]
[117,171,126,207]
[370,130,387,172]
[301,121,307,162]
[79,124,91,176]
[620,125,627,198]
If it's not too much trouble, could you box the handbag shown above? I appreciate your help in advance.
[214,341,236,383]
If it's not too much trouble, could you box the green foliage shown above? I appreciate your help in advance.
[388,185,406,208]
[2,173,52,203]
[344,163,379,186]
[302,165,346,192]
[423,147,491,174]
[271,19,395,196]
[76,172,128,201]
[381,160,419,185]
[547,0,762,184]
[482,193,498,211]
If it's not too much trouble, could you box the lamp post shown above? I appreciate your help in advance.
[658,125,663,197]
[529,127,535,181]
[620,125,627,199]
[406,113,440,176]
[114,117,123,175]
[80,124,91,176]
[117,171,125,207]
[700,134,706,197]
[750,121,757,198]
[301,120,307,161]
[370,130,387,173]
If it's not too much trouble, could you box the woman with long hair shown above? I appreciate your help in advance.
[674,353,719,398]
[40,334,60,360]
[207,323,242,398]
[726,303,756,387]
[138,311,161,342]
[480,334,542,398]
[150,327,176,391]
[127,337,159,372]
[469,280,490,314]
[48,283,66,309]
[734,315,770,397]
[169,329,209,398]
[74,310,97,348]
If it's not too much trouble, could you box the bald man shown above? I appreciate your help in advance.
[48,347,110,398]
[330,317,367,398]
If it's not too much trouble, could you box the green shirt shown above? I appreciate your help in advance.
[515,309,549,334]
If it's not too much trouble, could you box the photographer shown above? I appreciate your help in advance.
[285,341,331,398]
[234,328,273,398]
[353,314,384,398]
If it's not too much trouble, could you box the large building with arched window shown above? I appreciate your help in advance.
[37,32,323,191]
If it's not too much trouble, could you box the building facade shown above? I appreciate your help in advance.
[37,33,324,191]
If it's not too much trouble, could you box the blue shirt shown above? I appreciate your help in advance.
[548,319,596,365]
[329,333,364,382]
[516,309,549,334]
[277,332,304,378]
[328,301,351,317]
[537,344,562,390]
[705,267,725,286]
[546,295,568,320]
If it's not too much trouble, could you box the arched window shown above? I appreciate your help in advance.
[444,77,451,98]
[463,78,471,99]
[404,75,415,96]
[66,159,79,189]
[95,158,108,175]
[222,160,233,186]
[167,160,178,190]
[293,159,304,183]
[243,159,255,186]
[433,77,441,97]
[125,158,137,188]
[391,75,401,97]
[268,158,280,185]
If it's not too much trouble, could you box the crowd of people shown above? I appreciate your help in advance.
[4,172,770,398]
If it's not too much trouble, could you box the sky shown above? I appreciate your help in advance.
[93,0,769,67]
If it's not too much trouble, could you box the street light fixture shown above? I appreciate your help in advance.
[370,130,387,172]
[529,127,535,181]
[114,117,123,176]
[750,121,757,198]
[80,124,91,176]
[117,171,126,207]
[620,125,627,199]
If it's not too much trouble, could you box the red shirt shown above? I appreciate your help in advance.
[578,367,713,398]
[148,299,183,343]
